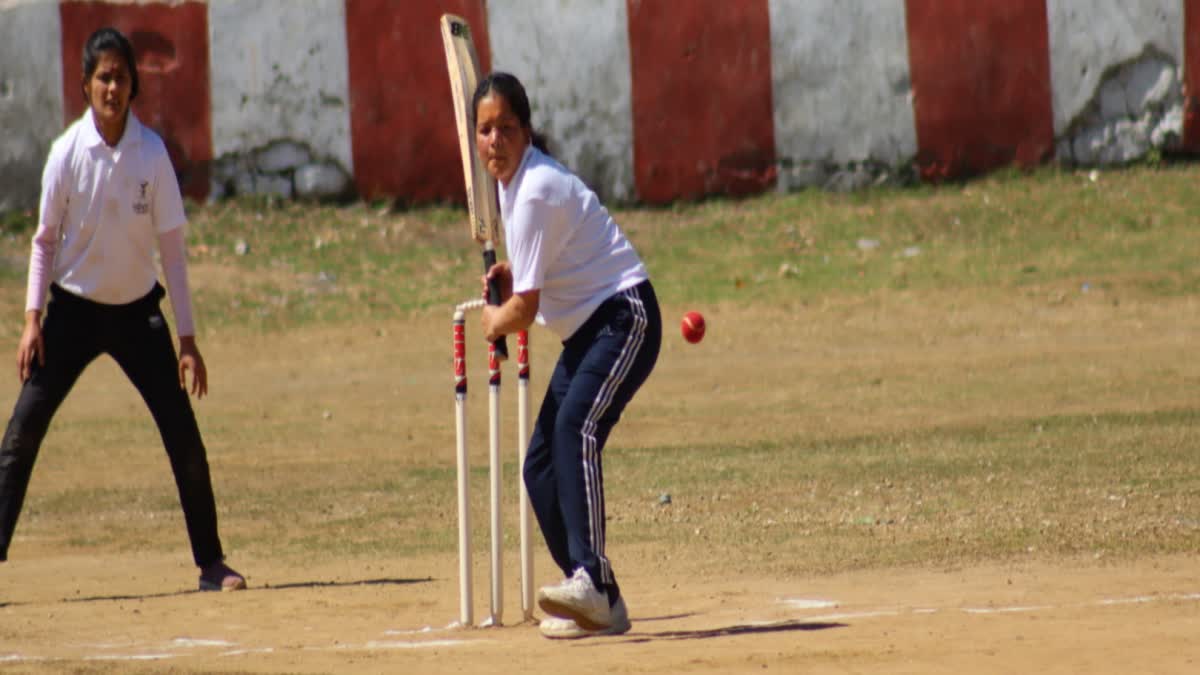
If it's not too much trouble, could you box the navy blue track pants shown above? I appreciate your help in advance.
[522,280,661,603]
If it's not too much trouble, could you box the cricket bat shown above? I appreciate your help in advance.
[441,13,507,360]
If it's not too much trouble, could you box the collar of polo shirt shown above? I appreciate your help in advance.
[82,107,144,152]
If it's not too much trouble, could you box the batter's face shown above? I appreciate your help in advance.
[83,50,132,145]
[475,93,529,186]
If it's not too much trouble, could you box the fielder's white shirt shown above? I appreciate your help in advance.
[35,108,188,305]
[499,145,647,340]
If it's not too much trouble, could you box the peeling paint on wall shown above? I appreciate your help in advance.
[488,0,635,203]
[1047,0,1182,135]
[208,0,353,177]
[209,140,352,202]
[0,1,63,213]
[1046,0,1184,162]
[1056,50,1183,163]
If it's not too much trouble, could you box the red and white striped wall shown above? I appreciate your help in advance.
[0,0,1196,210]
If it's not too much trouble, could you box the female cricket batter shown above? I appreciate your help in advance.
[0,28,245,592]
[475,73,662,638]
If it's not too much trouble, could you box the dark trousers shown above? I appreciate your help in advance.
[0,283,225,567]
[523,280,661,604]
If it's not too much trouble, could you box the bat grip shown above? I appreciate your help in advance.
[482,248,509,360]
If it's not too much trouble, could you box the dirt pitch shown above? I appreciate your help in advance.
[1,292,1198,674]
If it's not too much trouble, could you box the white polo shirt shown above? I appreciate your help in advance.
[36,109,187,305]
[499,145,648,340]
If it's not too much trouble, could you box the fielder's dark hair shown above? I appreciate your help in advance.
[472,72,549,154]
[82,27,139,100]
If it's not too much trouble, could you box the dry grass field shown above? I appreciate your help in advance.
[0,165,1197,673]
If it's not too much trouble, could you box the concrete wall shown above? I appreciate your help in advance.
[1,0,1197,213]
[0,1,63,213]
[1049,0,1185,163]
[769,0,917,191]
[207,0,353,199]
[489,0,635,203]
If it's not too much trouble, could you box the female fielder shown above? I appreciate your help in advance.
[0,27,245,592]
[474,73,662,638]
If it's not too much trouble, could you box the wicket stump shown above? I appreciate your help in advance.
[453,299,535,627]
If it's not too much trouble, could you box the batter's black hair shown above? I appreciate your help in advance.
[82,27,139,100]
[473,72,550,154]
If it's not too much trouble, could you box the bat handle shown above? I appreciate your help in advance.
[482,247,509,361]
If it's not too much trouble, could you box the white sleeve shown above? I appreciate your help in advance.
[157,227,195,336]
[25,226,58,313]
[27,146,67,312]
[152,144,187,234]
[508,195,565,294]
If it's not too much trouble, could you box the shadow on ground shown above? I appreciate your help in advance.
[60,576,431,604]
[263,576,431,591]
[614,619,846,643]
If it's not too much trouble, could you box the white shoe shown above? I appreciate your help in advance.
[540,596,630,639]
[536,568,612,630]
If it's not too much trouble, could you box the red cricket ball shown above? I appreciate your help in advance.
[680,311,706,344]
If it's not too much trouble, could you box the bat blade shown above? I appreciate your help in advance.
[441,13,508,360]
[440,13,500,246]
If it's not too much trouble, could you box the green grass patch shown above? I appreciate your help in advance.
[2,163,1197,577]
[1,164,1198,336]
[43,407,1192,571]
[607,407,1200,575]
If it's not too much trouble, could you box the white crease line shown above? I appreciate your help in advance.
[383,625,441,636]
[171,638,236,648]
[363,640,477,649]
[778,598,839,610]
[1097,592,1200,606]
[787,588,1200,624]
[1097,596,1155,606]
[796,591,1200,624]
[741,619,799,627]
[83,653,175,661]
[963,605,1054,614]
[301,639,483,652]
[221,648,276,657]
[807,610,903,622]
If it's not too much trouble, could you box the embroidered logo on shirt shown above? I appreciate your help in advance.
[149,314,164,329]
[133,181,150,214]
